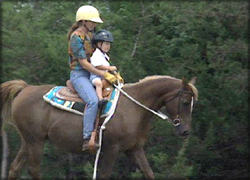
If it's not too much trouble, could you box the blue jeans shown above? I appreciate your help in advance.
[70,69,99,139]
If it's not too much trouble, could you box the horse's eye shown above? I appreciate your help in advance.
[182,100,190,105]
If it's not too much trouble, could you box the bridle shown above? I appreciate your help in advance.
[164,89,194,127]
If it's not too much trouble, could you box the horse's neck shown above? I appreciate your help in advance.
[125,77,181,110]
[120,77,180,140]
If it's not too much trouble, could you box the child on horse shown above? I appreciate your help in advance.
[90,30,117,104]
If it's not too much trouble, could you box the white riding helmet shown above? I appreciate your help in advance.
[76,5,103,23]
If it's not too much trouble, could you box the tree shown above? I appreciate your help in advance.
[1,1,248,179]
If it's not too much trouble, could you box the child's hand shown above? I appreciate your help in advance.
[109,66,117,72]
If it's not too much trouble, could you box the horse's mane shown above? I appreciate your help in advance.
[124,75,198,100]
[125,75,179,86]
[139,75,179,83]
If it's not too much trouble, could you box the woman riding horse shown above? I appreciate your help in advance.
[67,5,119,151]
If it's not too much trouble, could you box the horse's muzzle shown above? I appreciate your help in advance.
[175,123,190,137]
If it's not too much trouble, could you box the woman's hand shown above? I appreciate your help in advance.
[108,66,117,72]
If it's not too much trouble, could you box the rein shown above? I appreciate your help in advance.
[114,84,194,127]
[113,84,169,120]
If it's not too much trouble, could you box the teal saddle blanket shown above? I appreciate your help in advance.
[43,86,116,117]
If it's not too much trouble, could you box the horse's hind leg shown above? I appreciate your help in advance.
[26,142,44,179]
[8,140,44,180]
[8,139,28,179]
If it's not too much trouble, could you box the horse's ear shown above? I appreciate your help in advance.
[189,77,197,85]
[182,77,188,87]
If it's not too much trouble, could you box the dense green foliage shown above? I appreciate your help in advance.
[1,1,248,179]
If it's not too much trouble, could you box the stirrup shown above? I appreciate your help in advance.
[98,99,108,108]
[82,139,90,151]
[82,140,99,152]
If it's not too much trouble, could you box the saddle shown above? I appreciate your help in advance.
[56,80,113,103]
[43,79,117,152]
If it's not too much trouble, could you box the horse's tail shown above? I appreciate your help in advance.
[0,80,28,133]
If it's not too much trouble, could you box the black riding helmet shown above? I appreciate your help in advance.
[92,29,114,44]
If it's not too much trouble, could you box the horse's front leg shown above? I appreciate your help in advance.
[130,147,155,179]
[97,143,119,179]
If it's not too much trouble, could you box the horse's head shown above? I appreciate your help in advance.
[163,77,198,137]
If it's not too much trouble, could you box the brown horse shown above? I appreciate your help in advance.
[0,75,198,179]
